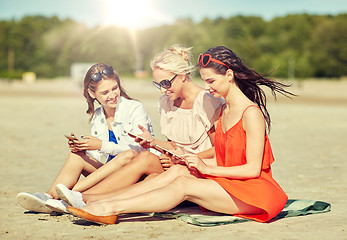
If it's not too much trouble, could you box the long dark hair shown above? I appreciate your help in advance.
[83,63,133,122]
[197,46,295,131]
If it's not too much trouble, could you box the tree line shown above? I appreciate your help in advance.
[0,13,346,79]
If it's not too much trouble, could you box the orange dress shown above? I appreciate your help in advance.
[205,105,288,222]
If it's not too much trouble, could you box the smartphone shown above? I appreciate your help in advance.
[127,132,148,142]
[127,132,181,159]
[152,144,181,159]
[64,134,79,141]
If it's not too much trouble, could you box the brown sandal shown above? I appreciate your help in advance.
[67,206,117,225]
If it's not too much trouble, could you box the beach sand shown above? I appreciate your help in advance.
[0,78,346,239]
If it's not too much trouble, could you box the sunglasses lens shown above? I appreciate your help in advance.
[202,55,210,66]
[91,72,102,82]
[198,54,203,64]
[103,66,114,76]
[160,80,171,89]
[198,53,230,69]
[152,81,161,89]
[91,66,114,82]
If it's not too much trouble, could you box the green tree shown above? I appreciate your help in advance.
[310,14,347,77]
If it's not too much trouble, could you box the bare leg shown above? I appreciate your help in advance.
[82,175,263,216]
[72,150,137,192]
[46,151,103,199]
[82,151,164,196]
[84,165,189,203]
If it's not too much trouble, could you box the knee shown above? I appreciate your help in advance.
[159,165,189,184]
[122,149,138,161]
[134,151,159,166]
[113,150,138,166]
[66,151,86,166]
[130,151,163,173]
[173,175,189,185]
[166,165,189,177]
[136,150,154,160]
[171,175,190,199]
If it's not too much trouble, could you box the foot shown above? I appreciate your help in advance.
[55,184,86,208]
[67,206,117,225]
[17,192,53,213]
[45,199,69,213]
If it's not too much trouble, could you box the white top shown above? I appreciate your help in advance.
[87,96,155,162]
[159,90,224,154]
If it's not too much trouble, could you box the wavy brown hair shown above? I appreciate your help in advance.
[83,63,133,122]
[197,46,296,131]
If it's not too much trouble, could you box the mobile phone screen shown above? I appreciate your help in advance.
[127,132,148,141]
[127,132,181,158]
[65,135,79,141]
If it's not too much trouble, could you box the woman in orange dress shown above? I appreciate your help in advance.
[67,46,294,224]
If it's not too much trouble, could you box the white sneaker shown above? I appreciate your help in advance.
[55,184,86,208]
[17,192,53,213]
[45,199,69,213]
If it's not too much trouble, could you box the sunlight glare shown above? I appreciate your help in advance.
[102,0,154,30]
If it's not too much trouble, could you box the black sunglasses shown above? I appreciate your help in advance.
[91,66,114,82]
[152,74,178,90]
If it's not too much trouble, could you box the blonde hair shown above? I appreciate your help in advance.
[150,44,195,76]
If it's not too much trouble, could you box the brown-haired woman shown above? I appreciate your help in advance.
[17,63,155,213]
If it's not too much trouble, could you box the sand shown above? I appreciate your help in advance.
[0,78,346,239]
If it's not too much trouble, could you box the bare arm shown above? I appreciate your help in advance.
[197,147,215,160]
[135,124,176,151]
[184,107,265,180]
[195,125,216,159]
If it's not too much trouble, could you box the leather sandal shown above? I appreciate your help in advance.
[67,206,117,225]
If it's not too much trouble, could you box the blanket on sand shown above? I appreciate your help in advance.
[148,199,331,227]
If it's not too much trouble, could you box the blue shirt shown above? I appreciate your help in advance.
[106,130,118,162]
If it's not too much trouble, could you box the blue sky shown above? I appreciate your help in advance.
[0,0,346,29]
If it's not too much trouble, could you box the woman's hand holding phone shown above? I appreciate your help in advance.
[65,134,102,152]
[182,154,208,174]
[74,136,102,151]
[168,141,184,160]
[65,133,80,152]
[159,155,173,170]
[128,124,155,148]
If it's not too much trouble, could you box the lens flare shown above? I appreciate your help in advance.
[101,0,169,30]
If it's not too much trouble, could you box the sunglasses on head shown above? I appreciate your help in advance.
[152,74,178,90]
[197,54,230,69]
[91,66,114,82]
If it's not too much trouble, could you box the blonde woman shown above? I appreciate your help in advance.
[54,45,224,209]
